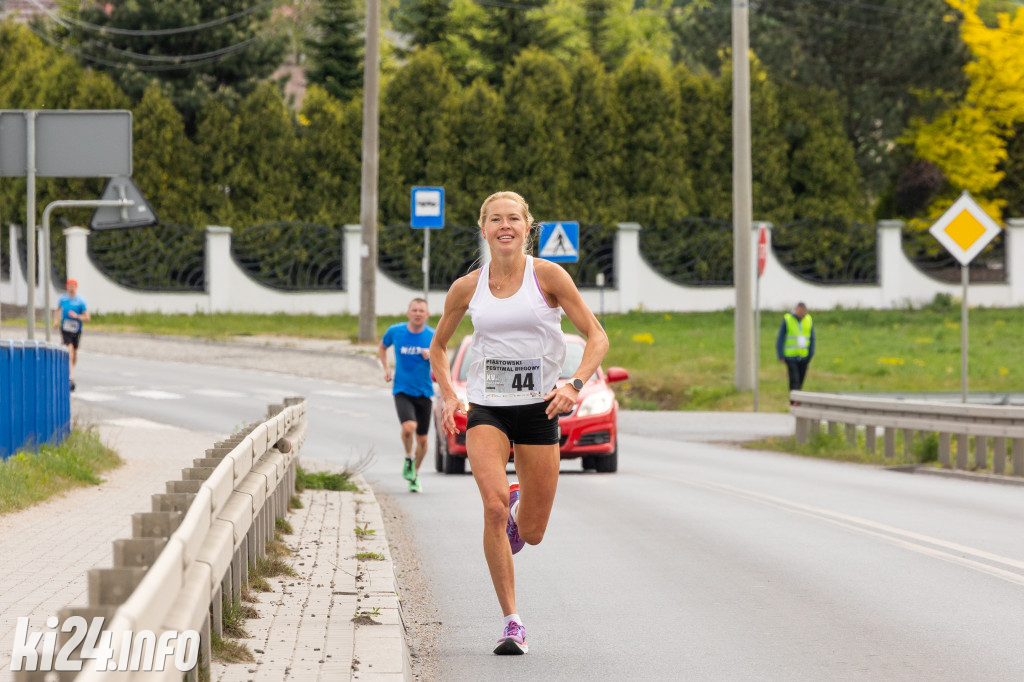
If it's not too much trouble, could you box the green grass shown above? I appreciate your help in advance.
[0,428,123,515]
[296,466,360,492]
[78,302,1024,412]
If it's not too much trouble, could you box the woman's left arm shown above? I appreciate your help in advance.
[536,261,610,417]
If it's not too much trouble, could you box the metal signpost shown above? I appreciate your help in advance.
[753,223,768,412]
[410,186,445,301]
[538,222,579,263]
[0,110,133,339]
[928,191,1002,403]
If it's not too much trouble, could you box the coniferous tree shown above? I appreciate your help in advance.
[297,85,361,225]
[392,0,451,53]
[448,78,506,225]
[305,0,364,103]
[614,51,690,227]
[499,48,574,221]
[69,1,287,129]
[567,51,626,227]
[132,84,199,226]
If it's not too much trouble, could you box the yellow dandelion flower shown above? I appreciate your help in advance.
[298,113,310,126]
[916,337,932,344]
[663,314,671,321]
[878,357,904,366]
[632,333,654,345]
[999,367,1010,376]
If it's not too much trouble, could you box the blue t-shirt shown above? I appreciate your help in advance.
[382,323,435,397]
[58,294,88,334]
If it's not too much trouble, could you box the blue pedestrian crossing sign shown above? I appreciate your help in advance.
[538,221,579,263]
[411,186,445,228]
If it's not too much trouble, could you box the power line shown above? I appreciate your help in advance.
[25,0,278,37]
[26,24,266,72]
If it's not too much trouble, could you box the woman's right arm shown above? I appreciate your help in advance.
[430,273,476,435]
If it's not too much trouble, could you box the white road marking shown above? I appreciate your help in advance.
[670,475,1024,588]
[101,417,175,430]
[192,388,246,398]
[72,392,117,402]
[313,389,361,398]
[127,390,182,400]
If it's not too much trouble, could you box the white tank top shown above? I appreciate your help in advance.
[467,256,566,406]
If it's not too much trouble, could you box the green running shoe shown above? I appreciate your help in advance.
[409,476,422,493]
[402,458,416,481]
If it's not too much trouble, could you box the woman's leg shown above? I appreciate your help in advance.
[467,424,517,615]
[511,443,560,545]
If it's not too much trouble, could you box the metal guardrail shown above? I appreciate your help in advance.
[15,398,307,681]
[791,391,1024,474]
[0,340,71,459]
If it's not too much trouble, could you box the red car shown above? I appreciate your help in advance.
[433,333,628,474]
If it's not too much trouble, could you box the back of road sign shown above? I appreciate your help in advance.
[0,110,132,178]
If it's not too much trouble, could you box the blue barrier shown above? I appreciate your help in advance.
[0,340,71,459]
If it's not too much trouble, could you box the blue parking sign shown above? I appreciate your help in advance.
[411,186,445,229]
[538,222,579,263]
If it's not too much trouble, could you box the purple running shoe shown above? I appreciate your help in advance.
[494,620,528,655]
[506,483,524,554]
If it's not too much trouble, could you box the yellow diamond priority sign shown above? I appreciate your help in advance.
[928,192,1001,266]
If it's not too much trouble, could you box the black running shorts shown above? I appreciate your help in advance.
[394,392,433,435]
[466,401,559,446]
[61,330,82,349]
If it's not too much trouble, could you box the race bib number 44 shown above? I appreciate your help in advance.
[484,357,544,400]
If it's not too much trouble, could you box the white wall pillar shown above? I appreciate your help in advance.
[344,224,362,316]
[1006,218,1024,306]
[877,219,905,308]
[63,226,89,299]
[616,222,642,313]
[7,225,25,305]
[205,226,232,314]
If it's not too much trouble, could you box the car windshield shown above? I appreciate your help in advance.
[457,340,593,382]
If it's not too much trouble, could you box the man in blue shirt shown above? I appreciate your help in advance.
[377,298,435,492]
[52,278,91,392]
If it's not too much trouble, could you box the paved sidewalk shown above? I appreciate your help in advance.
[0,414,409,681]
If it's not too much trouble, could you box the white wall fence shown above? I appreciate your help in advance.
[3,219,1024,317]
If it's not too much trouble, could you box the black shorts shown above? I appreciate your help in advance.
[394,393,432,435]
[466,401,559,446]
[61,330,82,349]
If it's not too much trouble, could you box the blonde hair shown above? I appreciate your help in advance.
[478,191,537,254]
[478,191,535,230]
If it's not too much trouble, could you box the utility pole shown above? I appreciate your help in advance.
[732,1,755,391]
[358,0,380,343]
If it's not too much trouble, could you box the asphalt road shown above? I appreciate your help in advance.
[73,352,1024,681]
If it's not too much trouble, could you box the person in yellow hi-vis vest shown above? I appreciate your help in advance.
[776,302,814,405]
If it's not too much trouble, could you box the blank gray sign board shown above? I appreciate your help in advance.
[0,110,132,177]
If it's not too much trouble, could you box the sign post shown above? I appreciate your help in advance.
[0,110,133,339]
[928,192,1001,403]
[753,223,768,412]
[410,187,445,301]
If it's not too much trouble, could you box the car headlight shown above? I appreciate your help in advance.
[576,390,614,417]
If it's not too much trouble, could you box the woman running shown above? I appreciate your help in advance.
[430,191,609,655]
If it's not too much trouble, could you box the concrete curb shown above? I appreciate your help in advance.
[210,472,410,682]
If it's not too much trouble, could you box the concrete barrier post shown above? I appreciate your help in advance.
[1013,438,1024,476]
[993,436,1007,474]
[975,436,988,470]
[956,433,969,469]
[845,423,857,445]
[883,427,895,458]
[939,433,952,467]
[865,426,876,454]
